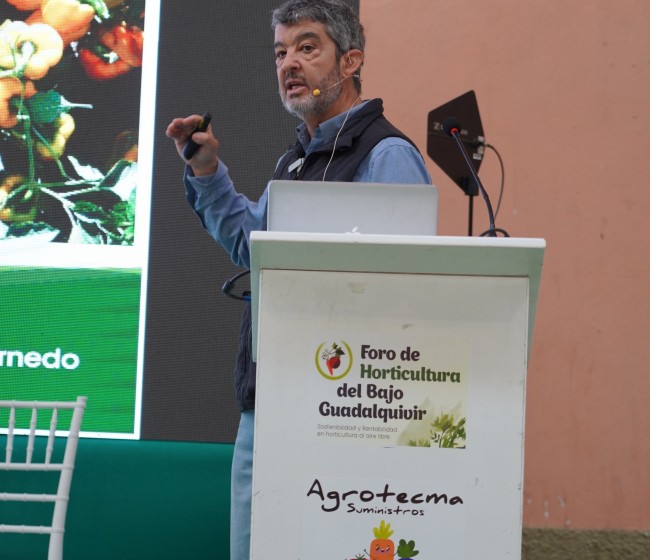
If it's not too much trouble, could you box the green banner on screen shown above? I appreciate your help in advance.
[0,267,141,437]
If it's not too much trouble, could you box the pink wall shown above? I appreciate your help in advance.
[361,0,650,530]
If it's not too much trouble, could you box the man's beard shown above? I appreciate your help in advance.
[280,67,343,120]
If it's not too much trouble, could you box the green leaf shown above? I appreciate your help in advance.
[99,160,133,191]
[6,221,58,239]
[430,413,467,448]
[397,538,419,558]
[107,199,135,244]
[25,91,64,124]
[26,91,93,125]
[84,0,110,19]
[106,160,137,202]
[373,520,393,539]
[72,201,107,223]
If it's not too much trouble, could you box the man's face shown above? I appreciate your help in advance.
[274,21,343,121]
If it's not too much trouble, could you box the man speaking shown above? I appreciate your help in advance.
[166,1,431,558]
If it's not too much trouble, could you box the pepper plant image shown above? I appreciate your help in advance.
[0,0,145,244]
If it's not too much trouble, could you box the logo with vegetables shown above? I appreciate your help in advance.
[349,520,420,560]
[315,340,352,380]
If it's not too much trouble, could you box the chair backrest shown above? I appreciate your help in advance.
[0,396,87,560]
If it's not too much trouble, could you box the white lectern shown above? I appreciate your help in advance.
[249,232,544,560]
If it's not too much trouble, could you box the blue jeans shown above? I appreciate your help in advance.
[230,410,254,560]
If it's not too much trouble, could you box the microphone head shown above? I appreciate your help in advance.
[442,116,462,136]
[311,74,360,97]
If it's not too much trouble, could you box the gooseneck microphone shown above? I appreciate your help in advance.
[443,116,508,237]
[312,74,360,96]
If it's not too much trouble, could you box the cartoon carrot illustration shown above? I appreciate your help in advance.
[367,520,395,559]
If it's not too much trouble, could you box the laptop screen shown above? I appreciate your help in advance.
[267,180,438,235]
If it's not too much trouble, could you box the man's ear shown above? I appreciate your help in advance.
[343,49,364,76]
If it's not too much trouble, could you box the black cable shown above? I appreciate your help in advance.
[479,227,510,237]
[221,269,251,302]
[485,143,505,220]
[476,141,508,237]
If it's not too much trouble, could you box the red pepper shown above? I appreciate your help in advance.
[6,0,41,10]
[78,23,143,81]
[100,24,143,68]
[78,48,131,80]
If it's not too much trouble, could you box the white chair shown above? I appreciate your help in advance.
[0,396,87,560]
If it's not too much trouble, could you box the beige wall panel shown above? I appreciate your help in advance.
[360,0,650,530]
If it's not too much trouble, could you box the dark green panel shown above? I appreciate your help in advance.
[0,438,234,559]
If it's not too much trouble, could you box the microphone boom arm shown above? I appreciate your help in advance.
[449,129,496,234]
[443,116,507,237]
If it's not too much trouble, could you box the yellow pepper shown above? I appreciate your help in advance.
[36,111,75,159]
[0,76,36,129]
[0,20,63,80]
[41,0,103,43]
[0,175,19,212]
[0,174,36,223]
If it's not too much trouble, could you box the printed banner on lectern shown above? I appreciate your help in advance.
[252,268,530,560]
[300,475,466,559]
[295,334,470,559]
[309,337,468,449]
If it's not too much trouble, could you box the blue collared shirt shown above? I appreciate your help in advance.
[186,100,432,269]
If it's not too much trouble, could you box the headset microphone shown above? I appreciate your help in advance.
[312,74,360,96]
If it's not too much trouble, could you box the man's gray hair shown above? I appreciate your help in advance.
[272,0,365,90]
